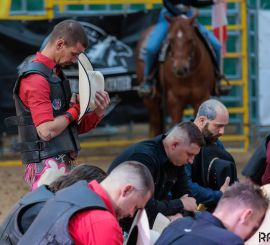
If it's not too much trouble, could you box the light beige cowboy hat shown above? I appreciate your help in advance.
[77,52,105,122]
[125,209,151,245]
[125,209,169,245]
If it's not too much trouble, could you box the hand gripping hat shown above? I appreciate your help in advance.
[77,53,105,122]
[195,143,238,190]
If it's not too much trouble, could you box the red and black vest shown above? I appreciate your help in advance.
[7,61,80,164]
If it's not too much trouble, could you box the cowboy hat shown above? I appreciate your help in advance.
[194,143,237,190]
[125,209,151,245]
[207,158,237,190]
[77,52,105,122]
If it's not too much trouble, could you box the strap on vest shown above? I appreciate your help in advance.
[19,141,49,152]
[19,62,52,79]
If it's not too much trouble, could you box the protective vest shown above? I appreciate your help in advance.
[18,181,107,245]
[0,185,53,245]
[242,135,270,185]
[6,61,80,164]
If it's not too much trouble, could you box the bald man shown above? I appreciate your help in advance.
[185,99,236,210]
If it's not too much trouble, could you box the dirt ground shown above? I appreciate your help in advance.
[0,157,113,223]
[0,123,254,222]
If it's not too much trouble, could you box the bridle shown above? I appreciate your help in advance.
[168,26,199,78]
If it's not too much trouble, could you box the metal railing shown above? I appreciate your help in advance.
[0,0,162,20]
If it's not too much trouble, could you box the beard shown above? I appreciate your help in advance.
[202,124,221,143]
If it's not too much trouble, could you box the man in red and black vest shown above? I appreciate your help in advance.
[8,20,110,191]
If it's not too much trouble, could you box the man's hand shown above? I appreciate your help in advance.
[220,176,230,193]
[94,91,110,117]
[180,194,197,212]
[167,213,183,222]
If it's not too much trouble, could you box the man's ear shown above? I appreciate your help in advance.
[56,39,65,50]
[198,116,207,127]
[239,209,252,224]
[121,184,134,198]
[171,140,180,151]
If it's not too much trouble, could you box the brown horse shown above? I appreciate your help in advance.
[136,14,215,136]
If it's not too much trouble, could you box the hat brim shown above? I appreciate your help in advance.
[208,158,236,190]
[197,144,236,190]
[78,53,95,122]
[125,209,150,245]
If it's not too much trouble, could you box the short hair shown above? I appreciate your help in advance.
[108,161,154,196]
[196,99,227,120]
[168,121,205,147]
[48,19,88,48]
[49,164,107,192]
[216,182,269,213]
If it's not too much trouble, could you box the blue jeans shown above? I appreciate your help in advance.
[142,8,171,76]
[143,8,221,77]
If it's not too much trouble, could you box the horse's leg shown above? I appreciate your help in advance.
[167,90,185,124]
[144,97,163,136]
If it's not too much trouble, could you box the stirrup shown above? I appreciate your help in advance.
[137,79,153,97]
[215,74,232,96]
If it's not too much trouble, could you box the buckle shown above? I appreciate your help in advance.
[36,140,45,151]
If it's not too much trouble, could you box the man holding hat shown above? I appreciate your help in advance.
[8,19,110,190]
[186,99,237,210]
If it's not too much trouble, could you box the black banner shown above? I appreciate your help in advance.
[0,10,160,134]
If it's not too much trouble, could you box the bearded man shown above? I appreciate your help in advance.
[185,99,237,210]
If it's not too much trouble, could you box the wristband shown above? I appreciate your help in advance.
[65,103,80,123]
[64,112,73,123]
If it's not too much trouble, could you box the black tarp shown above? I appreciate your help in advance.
[0,10,160,134]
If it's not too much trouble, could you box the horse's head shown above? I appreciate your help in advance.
[166,14,198,77]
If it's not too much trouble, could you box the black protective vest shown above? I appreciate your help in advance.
[7,61,80,164]
[18,181,107,245]
[242,135,270,185]
[0,185,53,245]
